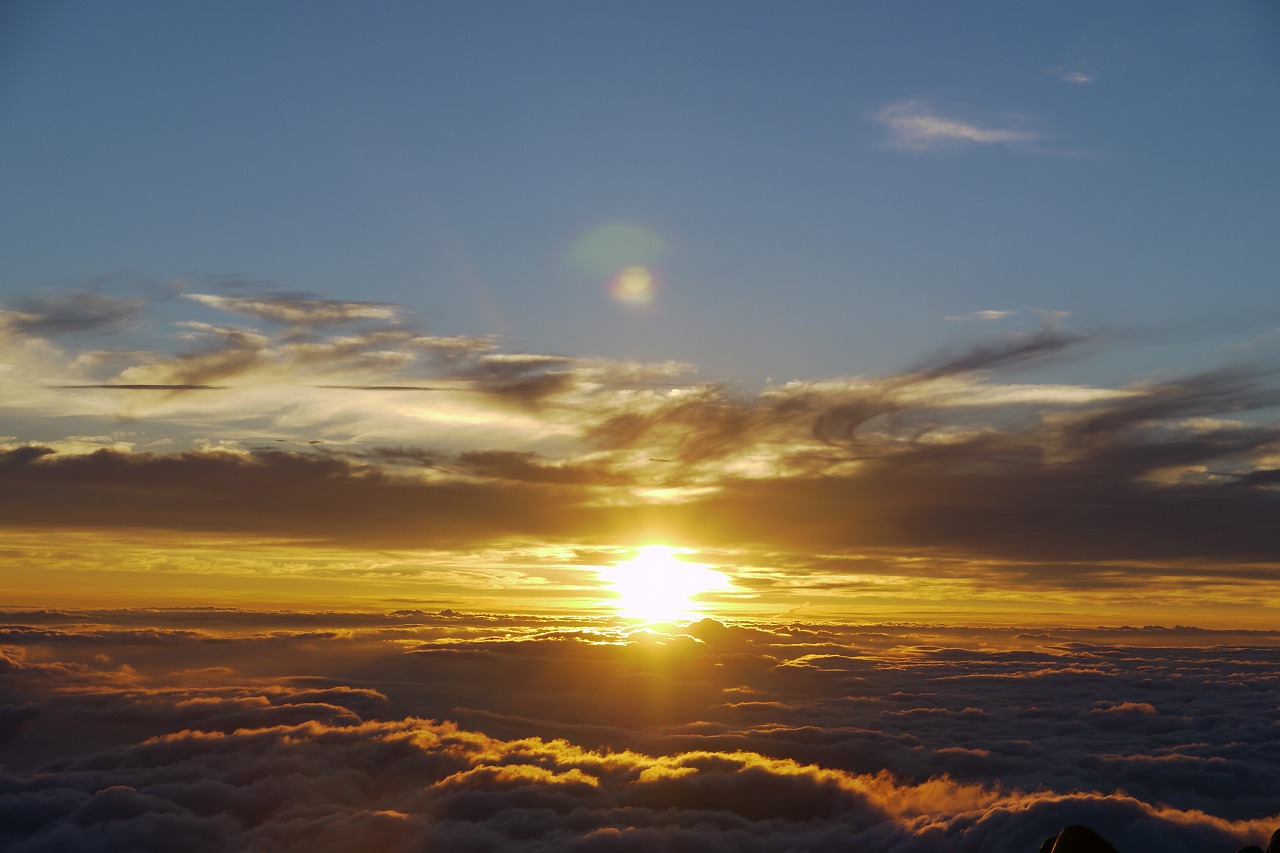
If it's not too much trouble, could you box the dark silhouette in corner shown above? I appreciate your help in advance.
[1040,825,1280,853]
[1040,825,1119,853]
[1236,828,1280,853]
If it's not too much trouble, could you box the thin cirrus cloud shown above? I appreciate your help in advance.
[1060,70,1095,84]
[875,100,1039,151]
[184,292,403,327]
[1049,65,1097,85]
[946,309,1015,321]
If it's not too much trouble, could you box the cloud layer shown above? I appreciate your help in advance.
[3,610,1279,851]
[3,286,1280,622]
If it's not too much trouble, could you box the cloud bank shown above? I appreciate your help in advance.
[2,286,1280,622]
[2,610,1278,851]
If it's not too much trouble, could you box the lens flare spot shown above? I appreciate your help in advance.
[611,266,655,305]
[599,545,730,622]
[568,222,667,276]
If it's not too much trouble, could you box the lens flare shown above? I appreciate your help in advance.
[610,266,655,305]
[568,222,667,277]
[599,545,730,622]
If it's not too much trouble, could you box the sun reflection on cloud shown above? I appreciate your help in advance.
[598,545,731,622]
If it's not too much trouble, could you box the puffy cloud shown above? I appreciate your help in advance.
[3,612,1280,844]
[0,703,1271,852]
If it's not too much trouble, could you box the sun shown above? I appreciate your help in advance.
[599,545,731,622]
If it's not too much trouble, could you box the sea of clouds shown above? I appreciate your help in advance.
[2,609,1278,851]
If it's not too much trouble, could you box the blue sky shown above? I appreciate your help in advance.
[4,1,1277,384]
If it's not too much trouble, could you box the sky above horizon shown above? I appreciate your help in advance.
[2,2,1280,626]
[5,1,1278,382]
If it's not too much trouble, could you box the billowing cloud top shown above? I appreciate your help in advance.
[1,609,1278,851]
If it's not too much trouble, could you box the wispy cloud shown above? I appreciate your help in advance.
[1049,65,1097,85]
[946,310,1014,322]
[185,292,402,327]
[1,291,144,336]
[875,100,1038,151]
[911,323,1094,377]
[5,284,1280,622]
[1059,70,1095,85]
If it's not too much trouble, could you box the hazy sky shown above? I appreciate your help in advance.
[2,2,1280,625]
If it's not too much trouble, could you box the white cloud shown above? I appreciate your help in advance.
[946,310,1015,322]
[1059,70,1095,85]
[875,100,1038,151]
[185,292,402,326]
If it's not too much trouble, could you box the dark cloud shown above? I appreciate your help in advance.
[0,704,39,748]
[457,451,627,485]
[45,289,584,406]
[1,292,144,335]
[8,419,1280,580]
[132,324,269,386]
[680,434,1280,564]
[1064,366,1280,443]
[912,323,1095,378]
[0,446,602,548]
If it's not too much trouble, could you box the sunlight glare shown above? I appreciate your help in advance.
[599,545,730,622]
